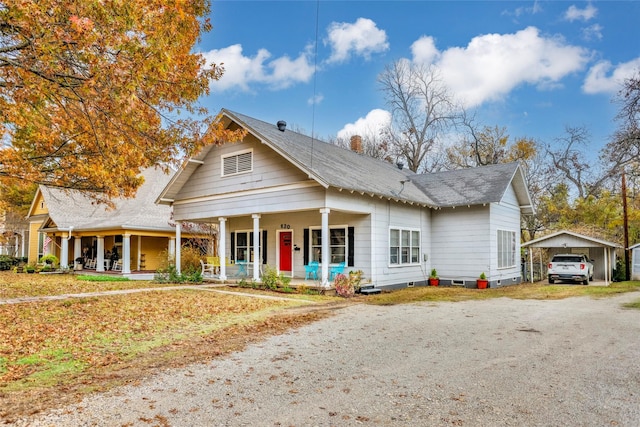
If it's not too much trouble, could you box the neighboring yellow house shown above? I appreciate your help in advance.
[26,167,207,278]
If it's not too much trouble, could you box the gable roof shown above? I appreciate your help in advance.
[159,109,533,213]
[411,162,534,214]
[522,230,621,249]
[28,167,175,233]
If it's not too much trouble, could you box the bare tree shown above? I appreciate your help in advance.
[545,125,612,199]
[378,60,460,173]
[602,70,640,173]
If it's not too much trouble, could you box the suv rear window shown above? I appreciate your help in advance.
[552,255,582,262]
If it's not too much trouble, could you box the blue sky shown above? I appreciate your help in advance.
[197,1,640,153]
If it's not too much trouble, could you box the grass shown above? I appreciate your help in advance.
[363,280,640,305]
[0,271,177,299]
[1,272,639,422]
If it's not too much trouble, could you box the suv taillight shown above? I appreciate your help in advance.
[580,263,585,270]
[548,263,552,269]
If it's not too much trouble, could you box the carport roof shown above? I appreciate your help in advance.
[522,230,622,249]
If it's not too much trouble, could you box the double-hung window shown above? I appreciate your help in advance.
[389,228,420,265]
[310,227,346,264]
[497,229,516,268]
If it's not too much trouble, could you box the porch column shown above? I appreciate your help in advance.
[252,214,261,282]
[74,236,82,268]
[320,208,330,287]
[219,217,227,280]
[60,231,70,269]
[122,233,131,274]
[96,236,105,272]
[20,230,26,258]
[168,237,176,259]
[137,236,142,271]
[175,221,182,274]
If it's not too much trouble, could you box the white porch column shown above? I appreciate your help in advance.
[219,217,227,280]
[168,237,176,259]
[175,221,182,274]
[60,231,70,269]
[137,236,142,270]
[122,234,131,274]
[74,236,82,268]
[20,230,26,258]
[320,208,330,287]
[252,214,261,282]
[96,236,105,272]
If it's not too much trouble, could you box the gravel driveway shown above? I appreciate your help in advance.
[12,292,640,426]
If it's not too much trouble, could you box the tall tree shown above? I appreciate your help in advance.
[545,125,612,199]
[447,123,538,168]
[602,70,640,176]
[378,60,460,173]
[0,1,244,201]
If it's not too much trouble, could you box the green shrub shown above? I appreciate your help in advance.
[40,254,59,266]
[153,247,203,284]
[261,265,291,290]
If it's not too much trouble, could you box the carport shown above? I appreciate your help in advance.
[522,230,621,285]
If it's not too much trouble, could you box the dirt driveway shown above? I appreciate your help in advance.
[13,292,640,426]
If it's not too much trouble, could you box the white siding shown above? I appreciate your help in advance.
[176,137,310,201]
[489,183,522,286]
[431,206,490,284]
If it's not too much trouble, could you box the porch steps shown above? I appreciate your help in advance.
[358,285,381,295]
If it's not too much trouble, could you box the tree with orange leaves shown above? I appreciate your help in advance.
[0,1,243,202]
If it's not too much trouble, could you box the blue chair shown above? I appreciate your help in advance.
[330,262,346,280]
[304,261,319,280]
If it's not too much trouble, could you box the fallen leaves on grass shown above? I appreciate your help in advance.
[0,288,334,421]
[0,271,175,299]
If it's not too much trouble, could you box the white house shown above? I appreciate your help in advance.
[158,109,534,289]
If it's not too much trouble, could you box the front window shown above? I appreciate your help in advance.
[310,227,346,264]
[389,228,420,265]
[235,231,261,262]
[497,229,516,268]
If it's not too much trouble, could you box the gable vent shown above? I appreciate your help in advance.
[222,151,253,176]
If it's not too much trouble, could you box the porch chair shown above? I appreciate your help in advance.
[112,259,123,271]
[208,256,221,274]
[329,261,346,280]
[200,259,215,277]
[86,258,97,269]
[304,261,319,280]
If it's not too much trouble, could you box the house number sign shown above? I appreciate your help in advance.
[280,224,291,229]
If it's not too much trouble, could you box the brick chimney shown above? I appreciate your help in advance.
[350,135,363,154]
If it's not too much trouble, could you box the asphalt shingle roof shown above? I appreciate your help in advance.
[225,110,523,209]
[40,167,175,232]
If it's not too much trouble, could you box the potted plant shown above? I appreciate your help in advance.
[40,254,59,266]
[25,264,36,274]
[477,272,488,289]
[429,268,439,286]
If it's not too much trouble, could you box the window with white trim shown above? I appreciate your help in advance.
[310,227,346,264]
[497,229,516,268]
[389,228,420,265]
[222,150,253,176]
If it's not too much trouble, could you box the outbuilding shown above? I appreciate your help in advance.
[522,230,621,285]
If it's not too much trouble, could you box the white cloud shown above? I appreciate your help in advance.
[564,4,598,22]
[325,18,389,63]
[307,94,324,105]
[411,27,591,108]
[583,58,640,94]
[411,36,439,65]
[581,24,603,41]
[336,109,391,140]
[202,44,314,92]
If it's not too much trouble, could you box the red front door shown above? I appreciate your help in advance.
[279,231,292,271]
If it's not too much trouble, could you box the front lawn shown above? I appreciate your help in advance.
[0,271,177,299]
